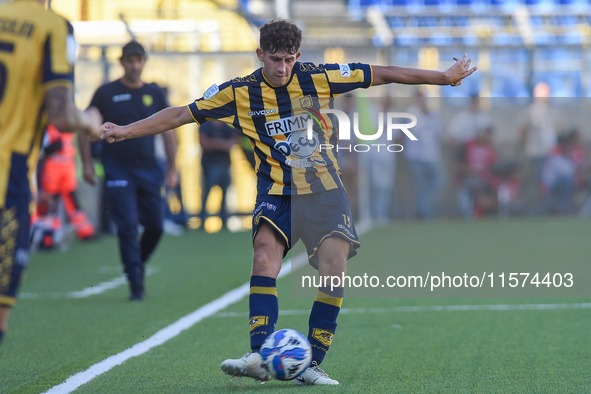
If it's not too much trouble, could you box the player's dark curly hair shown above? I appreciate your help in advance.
[259,19,302,55]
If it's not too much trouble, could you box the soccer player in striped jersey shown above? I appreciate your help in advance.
[0,0,101,346]
[100,19,476,385]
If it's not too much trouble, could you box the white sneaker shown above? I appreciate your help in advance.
[220,352,272,382]
[294,361,339,385]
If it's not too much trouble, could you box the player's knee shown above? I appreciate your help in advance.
[117,224,138,240]
[252,247,281,277]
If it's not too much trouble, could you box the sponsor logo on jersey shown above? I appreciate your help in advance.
[289,130,319,159]
[339,64,351,77]
[112,94,132,103]
[285,157,327,168]
[265,113,311,136]
[142,94,153,107]
[203,84,219,100]
[249,316,269,331]
[249,108,276,117]
[312,328,334,347]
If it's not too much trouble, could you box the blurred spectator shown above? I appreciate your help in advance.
[488,161,522,217]
[456,127,498,217]
[368,96,397,225]
[541,133,576,214]
[199,121,240,229]
[520,82,562,203]
[404,91,444,219]
[447,94,492,147]
[566,130,590,191]
[34,124,95,242]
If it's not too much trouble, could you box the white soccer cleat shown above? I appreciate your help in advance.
[220,352,272,382]
[294,361,339,385]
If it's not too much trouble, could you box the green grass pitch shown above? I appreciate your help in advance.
[1,218,590,393]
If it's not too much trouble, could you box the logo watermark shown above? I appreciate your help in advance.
[306,109,418,153]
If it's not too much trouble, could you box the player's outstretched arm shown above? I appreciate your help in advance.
[101,106,193,143]
[372,53,477,87]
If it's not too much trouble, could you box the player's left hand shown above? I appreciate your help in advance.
[445,54,477,87]
[100,122,126,143]
[165,168,179,189]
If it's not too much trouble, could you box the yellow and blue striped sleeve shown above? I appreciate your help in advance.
[43,17,74,89]
[187,81,237,125]
[323,63,373,96]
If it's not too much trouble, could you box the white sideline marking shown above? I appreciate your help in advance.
[20,268,158,300]
[43,222,374,393]
[215,302,591,318]
[42,259,294,394]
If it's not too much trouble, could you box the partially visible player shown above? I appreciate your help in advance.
[100,19,475,385]
[0,0,101,346]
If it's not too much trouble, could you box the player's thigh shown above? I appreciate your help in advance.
[252,195,291,277]
[297,188,361,270]
[103,166,139,230]
[136,168,164,231]
[0,200,30,307]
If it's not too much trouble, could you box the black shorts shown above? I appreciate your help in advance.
[252,188,360,269]
[0,198,30,306]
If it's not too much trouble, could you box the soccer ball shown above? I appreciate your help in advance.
[260,329,312,381]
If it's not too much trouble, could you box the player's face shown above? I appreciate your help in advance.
[257,49,301,87]
[120,55,146,84]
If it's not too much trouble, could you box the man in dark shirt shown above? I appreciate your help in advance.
[199,121,239,229]
[79,41,178,300]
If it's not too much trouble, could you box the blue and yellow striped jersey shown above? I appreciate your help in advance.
[0,0,75,208]
[188,62,372,195]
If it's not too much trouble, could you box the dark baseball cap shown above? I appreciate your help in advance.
[121,41,147,59]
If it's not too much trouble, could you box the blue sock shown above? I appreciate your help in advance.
[0,330,4,346]
[249,275,278,352]
[308,286,343,365]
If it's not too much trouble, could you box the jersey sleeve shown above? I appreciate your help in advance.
[43,17,75,89]
[187,81,237,125]
[322,63,373,96]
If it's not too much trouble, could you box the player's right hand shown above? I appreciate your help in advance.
[100,122,126,143]
[83,163,96,185]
